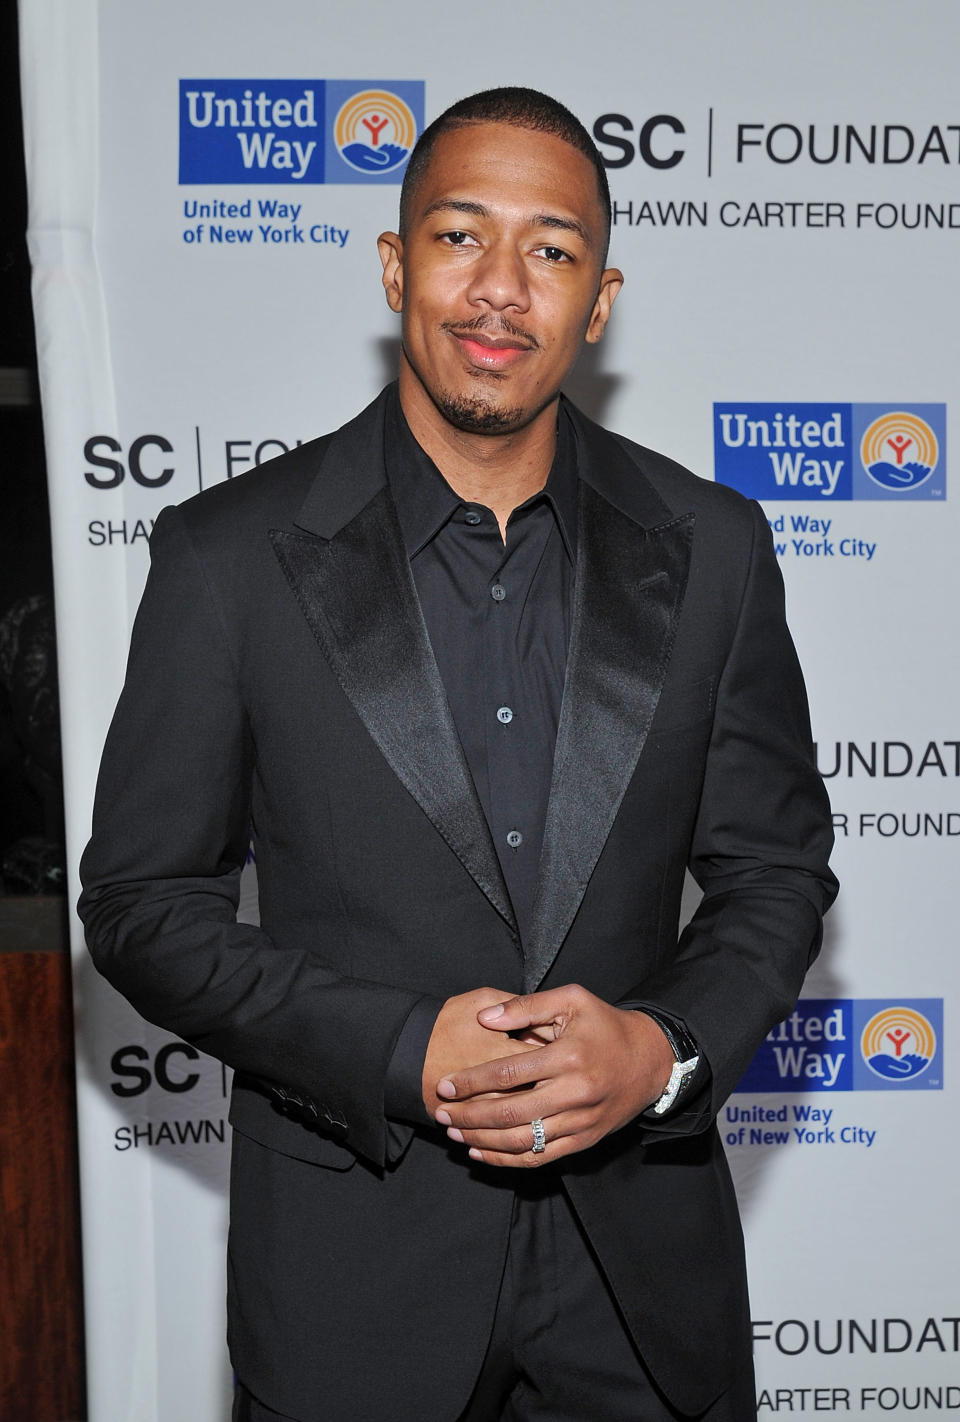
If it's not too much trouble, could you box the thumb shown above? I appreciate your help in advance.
[477,990,564,1033]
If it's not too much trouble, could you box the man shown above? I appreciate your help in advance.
[80,88,837,1420]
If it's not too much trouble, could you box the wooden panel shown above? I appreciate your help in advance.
[0,903,86,1421]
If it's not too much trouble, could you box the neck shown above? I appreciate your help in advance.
[398,359,558,539]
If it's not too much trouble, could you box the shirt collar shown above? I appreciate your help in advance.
[385,383,578,562]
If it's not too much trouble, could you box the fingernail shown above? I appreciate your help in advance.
[437,1079,457,1098]
[468,1148,483,1162]
[479,1003,505,1020]
[447,1128,464,1144]
[435,1109,451,1126]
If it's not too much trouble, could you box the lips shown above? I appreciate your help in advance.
[451,330,533,371]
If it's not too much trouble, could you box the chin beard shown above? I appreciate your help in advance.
[431,386,529,436]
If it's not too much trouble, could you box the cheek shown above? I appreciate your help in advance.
[402,293,451,348]
[536,285,594,344]
[538,318,587,365]
[405,261,464,309]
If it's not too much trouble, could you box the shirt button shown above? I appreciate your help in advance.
[464,510,482,525]
[491,583,506,602]
[496,706,513,724]
[506,829,523,848]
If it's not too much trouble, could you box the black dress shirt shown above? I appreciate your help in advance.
[386,386,578,944]
[382,388,576,1122]
[380,389,701,1126]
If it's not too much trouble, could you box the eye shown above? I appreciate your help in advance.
[535,245,572,263]
[439,230,479,247]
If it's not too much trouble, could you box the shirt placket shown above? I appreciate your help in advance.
[482,513,553,941]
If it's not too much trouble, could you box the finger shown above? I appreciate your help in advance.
[467,1124,592,1170]
[514,1028,554,1046]
[476,987,574,1033]
[437,1087,557,1135]
[437,1043,560,1101]
[455,1109,591,1158]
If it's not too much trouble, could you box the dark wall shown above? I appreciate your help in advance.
[0,2,64,895]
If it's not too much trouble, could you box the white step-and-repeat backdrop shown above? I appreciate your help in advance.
[20,0,958,1415]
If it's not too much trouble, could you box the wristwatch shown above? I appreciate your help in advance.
[640,1009,701,1117]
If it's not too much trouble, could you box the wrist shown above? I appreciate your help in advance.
[636,1009,700,1117]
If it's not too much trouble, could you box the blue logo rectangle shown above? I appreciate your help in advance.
[180,82,326,184]
[714,404,852,501]
[179,80,424,185]
[713,403,945,501]
[735,998,943,1092]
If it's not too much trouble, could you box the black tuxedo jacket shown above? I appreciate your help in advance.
[79,387,836,1419]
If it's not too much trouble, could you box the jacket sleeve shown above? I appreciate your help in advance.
[622,501,838,1140]
[78,503,423,1168]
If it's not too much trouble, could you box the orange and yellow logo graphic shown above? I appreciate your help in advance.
[860,411,939,491]
[334,89,417,174]
[860,1005,936,1081]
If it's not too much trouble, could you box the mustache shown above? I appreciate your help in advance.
[441,314,540,351]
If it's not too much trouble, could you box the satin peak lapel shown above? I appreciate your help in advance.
[270,488,516,934]
[524,483,694,990]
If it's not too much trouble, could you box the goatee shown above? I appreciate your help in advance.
[432,388,529,435]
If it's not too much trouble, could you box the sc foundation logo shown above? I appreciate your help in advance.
[110,1041,204,1096]
[592,113,686,169]
[735,999,943,1092]
[110,1041,229,1152]
[179,79,424,184]
[84,434,174,489]
[713,403,946,501]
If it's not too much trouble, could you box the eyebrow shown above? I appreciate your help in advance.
[421,198,593,249]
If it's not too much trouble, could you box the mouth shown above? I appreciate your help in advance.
[446,324,536,372]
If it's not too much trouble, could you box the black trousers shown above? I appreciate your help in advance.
[234,1174,755,1422]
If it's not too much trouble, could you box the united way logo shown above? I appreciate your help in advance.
[333,89,417,175]
[861,1004,937,1082]
[713,402,946,501]
[734,997,943,1092]
[860,411,939,493]
[179,79,424,185]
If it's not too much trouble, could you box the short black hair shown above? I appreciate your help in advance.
[399,86,611,255]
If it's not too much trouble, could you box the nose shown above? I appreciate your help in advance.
[465,240,531,314]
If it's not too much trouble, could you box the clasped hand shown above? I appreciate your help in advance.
[423,984,675,1168]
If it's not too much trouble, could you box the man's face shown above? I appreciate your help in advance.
[379,123,622,436]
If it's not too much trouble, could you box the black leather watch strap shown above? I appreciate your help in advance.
[638,1007,699,1065]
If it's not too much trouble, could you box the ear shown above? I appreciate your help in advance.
[378,231,404,313]
[585,267,624,344]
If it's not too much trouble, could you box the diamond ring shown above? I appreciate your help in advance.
[531,1118,547,1154]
